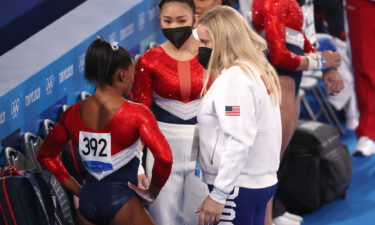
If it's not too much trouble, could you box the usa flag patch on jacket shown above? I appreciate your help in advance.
[225,106,241,116]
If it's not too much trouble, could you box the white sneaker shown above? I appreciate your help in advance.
[284,212,303,222]
[273,213,301,225]
[354,136,375,157]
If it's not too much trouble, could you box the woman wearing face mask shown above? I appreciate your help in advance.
[195,6,282,225]
[132,0,209,224]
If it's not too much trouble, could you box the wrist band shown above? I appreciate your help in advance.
[321,55,327,71]
[306,53,327,71]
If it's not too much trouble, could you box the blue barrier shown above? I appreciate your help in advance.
[0,0,86,55]
[0,0,165,163]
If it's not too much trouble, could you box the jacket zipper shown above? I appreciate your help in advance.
[210,133,220,164]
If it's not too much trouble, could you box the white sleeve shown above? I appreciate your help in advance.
[209,71,259,204]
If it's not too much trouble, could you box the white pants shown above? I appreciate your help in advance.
[146,122,208,225]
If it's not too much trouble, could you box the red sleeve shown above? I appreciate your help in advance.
[37,112,71,184]
[132,54,153,108]
[137,105,172,188]
[264,0,301,70]
[303,34,317,53]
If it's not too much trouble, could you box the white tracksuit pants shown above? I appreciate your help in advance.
[146,122,208,225]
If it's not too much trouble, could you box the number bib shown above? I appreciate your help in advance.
[79,131,112,173]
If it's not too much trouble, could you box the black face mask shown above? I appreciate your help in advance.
[162,26,192,49]
[198,47,212,69]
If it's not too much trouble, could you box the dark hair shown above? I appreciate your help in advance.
[159,0,196,15]
[222,0,234,7]
[84,38,133,86]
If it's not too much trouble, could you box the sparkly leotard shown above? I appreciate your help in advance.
[131,45,209,225]
[132,46,206,124]
[251,0,316,92]
[37,100,172,224]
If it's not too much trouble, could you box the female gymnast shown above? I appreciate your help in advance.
[132,0,209,224]
[37,38,172,225]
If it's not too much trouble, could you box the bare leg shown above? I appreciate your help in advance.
[279,77,300,158]
[110,196,155,225]
[265,200,273,225]
[75,210,96,225]
[264,76,300,225]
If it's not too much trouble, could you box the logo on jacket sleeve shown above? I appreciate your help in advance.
[225,106,241,116]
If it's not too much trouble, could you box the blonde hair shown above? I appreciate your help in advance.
[199,6,281,104]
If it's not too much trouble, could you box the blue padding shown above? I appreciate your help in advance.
[0,0,166,163]
[317,37,337,52]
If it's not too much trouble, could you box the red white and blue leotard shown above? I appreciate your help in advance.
[132,46,206,124]
[37,100,172,224]
[252,0,316,70]
[251,0,317,91]
[131,46,209,225]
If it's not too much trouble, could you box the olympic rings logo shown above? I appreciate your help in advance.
[45,75,55,96]
[78,54,85,73]
[138,12,145,31]
[11,98,20,119]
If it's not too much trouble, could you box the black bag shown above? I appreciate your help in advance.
[276,120,352,214]
[0,168,74,225]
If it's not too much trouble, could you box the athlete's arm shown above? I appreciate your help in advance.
[137,105,173,189]
[132,54,154,108]
[37,111,82,195]
[264,0,302,71]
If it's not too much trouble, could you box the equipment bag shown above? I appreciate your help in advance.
[0,168,74,225]
[276,120,352,214]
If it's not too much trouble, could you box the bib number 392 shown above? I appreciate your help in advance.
[79,131,112,172]
[81,137,108,157]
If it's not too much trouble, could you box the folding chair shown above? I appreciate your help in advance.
[22,132,43,169]
[42,119,55,139]
[300,76,345,134]
[4,147,32,170]
[147,41,158,51]
[78,91,91,101]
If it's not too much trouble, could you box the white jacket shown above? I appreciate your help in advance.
[197,62,282,204]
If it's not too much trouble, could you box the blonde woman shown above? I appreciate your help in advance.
[194,6,282,225]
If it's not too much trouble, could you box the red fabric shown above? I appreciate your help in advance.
[2,178,18,225]
[252,0,316,70]
[346,0,375,139]
[37,101,173,188]
[132,46,206,108]
[0,202,8,225]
